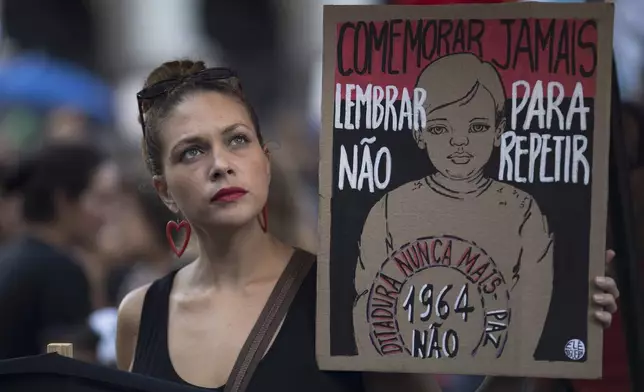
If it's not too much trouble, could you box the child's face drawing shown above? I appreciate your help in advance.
[419,87,502,180]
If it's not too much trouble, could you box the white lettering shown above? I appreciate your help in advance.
[333,84,426,131]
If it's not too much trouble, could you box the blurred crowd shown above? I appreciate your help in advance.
[0,1,641,391]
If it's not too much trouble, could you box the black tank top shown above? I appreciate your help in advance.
[131,250,364,392]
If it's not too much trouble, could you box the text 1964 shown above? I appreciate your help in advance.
[402,283,475,359]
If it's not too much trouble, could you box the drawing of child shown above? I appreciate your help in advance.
[353,53,554,362]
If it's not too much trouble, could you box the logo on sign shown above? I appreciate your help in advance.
[564,339,586,360]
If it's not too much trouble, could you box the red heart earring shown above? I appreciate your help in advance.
[166,220,192,257]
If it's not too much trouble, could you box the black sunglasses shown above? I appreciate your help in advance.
[136,67,240,135]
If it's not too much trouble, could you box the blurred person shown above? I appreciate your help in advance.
[200,0,282,122]
[0,53,116,156]
[0,162,24,246]
[2,0,97,71]
[568,103,644,392]
[101,170,183,304]
[115,60,619,392]
[0,142,119,359]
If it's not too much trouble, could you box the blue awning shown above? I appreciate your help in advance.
[0,54,114,124]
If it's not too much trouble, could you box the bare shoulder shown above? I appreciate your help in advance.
[115,283,151,370]
[117,283,150,331]
[363,372,442,392]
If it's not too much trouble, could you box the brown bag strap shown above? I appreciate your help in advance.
[224,250,315,392]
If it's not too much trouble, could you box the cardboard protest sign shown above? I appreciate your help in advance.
[317,3,614,378]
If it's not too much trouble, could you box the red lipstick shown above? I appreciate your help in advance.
[211,187,248,202]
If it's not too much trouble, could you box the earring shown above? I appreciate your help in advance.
[166,220,192,257]
[258,205,268,233]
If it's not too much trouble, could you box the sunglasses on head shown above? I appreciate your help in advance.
[136,67,240,135]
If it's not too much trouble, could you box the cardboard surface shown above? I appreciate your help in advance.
[317,3,613,378]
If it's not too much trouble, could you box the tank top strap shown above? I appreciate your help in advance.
[131,269,179,375]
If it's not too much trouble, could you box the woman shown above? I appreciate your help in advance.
[0,162,23,247]
[116,60,619,392]
[0,142,120,359]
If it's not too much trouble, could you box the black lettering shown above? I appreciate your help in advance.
[492,19,515,70]
[428,324,442,358]
[419,284,433,322]
[337,22,355,76]
[457,247,480,272]
[387,19,402,74]
[478,267,497,285]
[442,240,452,266]
[368,21,389,74]
[379,272,403,293]
[374,284,398,302]
[354,21,369,75]
[430,239,443,265]
[469,262,490,283]
[422,20,438,61]
[534,19,555,73]
[444,329,459,358]
[512,19,535,72]
[437,20,454,56]
[554,20,570,75]
[394,254,415,277]
[415,240,431,266]
[377,334,400,346]
[578,20,597,77]
[412,329,427,358]
[452,20,466,53]
[483,276,503,294]
[404,247,422,270]
[403,20,422,72]
[467,19,485,58]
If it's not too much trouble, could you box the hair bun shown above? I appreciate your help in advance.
[143,59,207,89]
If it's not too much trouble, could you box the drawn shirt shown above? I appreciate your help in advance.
[355,176,554,360]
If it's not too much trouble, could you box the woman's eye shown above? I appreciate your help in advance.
[427,125,448,135]
[230,134,250,146]
[470,123,491,133]
[181,147,203,161]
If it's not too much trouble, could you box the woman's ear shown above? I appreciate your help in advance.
[494,118,507,147]
[152,175,179,213]
[263,146,272,183]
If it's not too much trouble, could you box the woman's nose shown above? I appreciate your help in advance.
[208,152,234,180]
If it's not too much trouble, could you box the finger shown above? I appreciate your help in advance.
[595,276,620,300]
[593,293,618,313]
[593,310,612,327]
[606,249,616,264]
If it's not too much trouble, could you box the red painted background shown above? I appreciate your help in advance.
[334,18,597,97]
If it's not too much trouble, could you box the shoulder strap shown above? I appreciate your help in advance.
[224,250,315,392]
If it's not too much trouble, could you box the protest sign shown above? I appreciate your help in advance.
[317,3,614,378]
